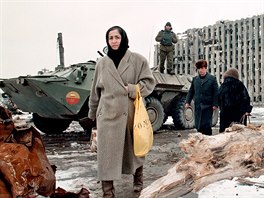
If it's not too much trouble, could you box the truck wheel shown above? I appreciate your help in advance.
[212,109,219,127]
[146,97,165,132]
[172,97,195,129]
[33,113,72,134]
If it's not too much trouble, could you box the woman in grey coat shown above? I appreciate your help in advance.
[88,26,155,197]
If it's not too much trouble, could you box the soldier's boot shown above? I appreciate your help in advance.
[167,67,175,75]
[159,65,165,73]
[133,166,143,192]
[102,180,115,198]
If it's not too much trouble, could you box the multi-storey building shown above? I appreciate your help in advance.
[154,14,264,103]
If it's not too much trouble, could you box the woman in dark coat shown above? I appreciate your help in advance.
[218,68,252,132]
[185,60,219,135]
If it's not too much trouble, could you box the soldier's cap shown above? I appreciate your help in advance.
[165,22,171,27]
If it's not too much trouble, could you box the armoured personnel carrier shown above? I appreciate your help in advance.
[0,60,96,134]
[0,33,218,134]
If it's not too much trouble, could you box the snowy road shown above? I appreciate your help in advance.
[18,106,264,197]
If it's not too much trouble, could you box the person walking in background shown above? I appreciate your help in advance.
[88,26,155,197]
[185,60,219,135]
[218,68,252,132]
[155,22,178,75]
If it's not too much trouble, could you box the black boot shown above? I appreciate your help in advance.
[133,166,143,192]
[159,65,165,73]
[102,180,115,198]
[167,69,175,75]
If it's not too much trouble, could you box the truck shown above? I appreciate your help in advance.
[0,33,218,134]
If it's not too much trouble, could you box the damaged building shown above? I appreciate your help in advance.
[154,14,264,104]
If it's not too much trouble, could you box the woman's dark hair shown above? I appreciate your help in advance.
[195,59,207,69]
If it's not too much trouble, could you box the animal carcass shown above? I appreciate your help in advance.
[0,106,56,197]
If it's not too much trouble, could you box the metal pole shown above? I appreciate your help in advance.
[57,32,64,68]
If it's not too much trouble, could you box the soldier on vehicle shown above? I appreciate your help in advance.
[155,22,178,75]
[185,60,219,135]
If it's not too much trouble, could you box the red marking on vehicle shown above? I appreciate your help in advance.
[66,91,80,105]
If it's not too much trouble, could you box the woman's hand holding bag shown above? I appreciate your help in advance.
[133,85,153,157]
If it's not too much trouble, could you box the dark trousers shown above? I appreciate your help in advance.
[159,45,174,74]
[197,128,212,136]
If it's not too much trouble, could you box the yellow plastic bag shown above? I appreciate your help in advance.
[133,85,153,157]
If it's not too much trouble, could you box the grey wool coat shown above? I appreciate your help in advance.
[88,50,155,181]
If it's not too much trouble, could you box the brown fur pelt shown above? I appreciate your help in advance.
[0,106,14,143]
[0,105,56,197]
[50,187,90,198]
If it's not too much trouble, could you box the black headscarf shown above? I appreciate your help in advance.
[106,26,129,67]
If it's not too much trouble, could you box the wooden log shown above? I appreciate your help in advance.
[140,124,264,198]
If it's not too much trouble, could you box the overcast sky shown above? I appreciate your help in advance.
[1,0,263,78]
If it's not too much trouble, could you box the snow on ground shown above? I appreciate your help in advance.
[165,105,264,125]
[198,175,264,198]
[56,106,264,197]
[198,106,264,198]
[167,106,264,197]
[8,106,264,197]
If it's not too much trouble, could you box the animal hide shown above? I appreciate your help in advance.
[0,106,56,197]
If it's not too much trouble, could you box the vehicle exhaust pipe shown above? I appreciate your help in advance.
[56,32,64,69]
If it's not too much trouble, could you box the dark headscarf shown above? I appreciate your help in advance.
[106,26,129,67]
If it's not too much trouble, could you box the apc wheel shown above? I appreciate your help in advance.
[146,97,165,132]
[172,97,195,129]
[32,113,72,134]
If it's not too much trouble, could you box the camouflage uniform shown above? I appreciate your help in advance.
[155,22,177,74]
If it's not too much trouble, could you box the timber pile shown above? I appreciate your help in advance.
[140,123,264,198]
